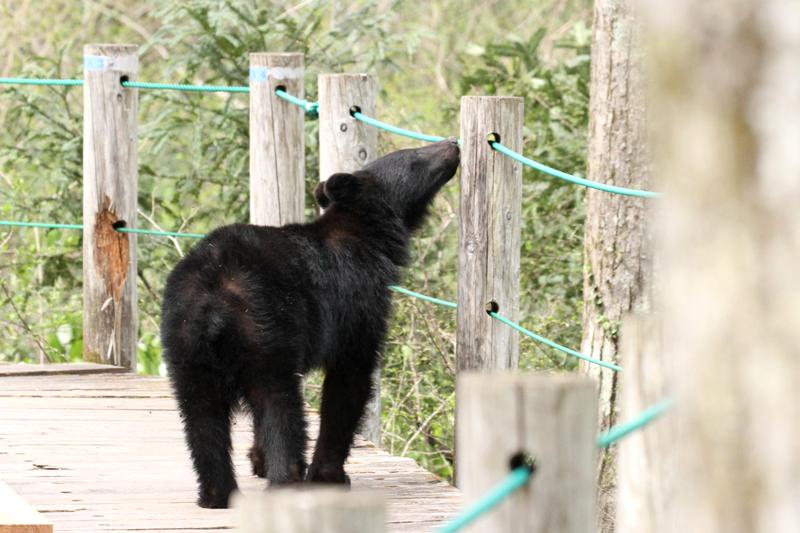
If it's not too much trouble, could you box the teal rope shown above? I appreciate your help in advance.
[116,227,206,239]
[275,88,319,117]
[388,285,458,309]
[0,220,84,230]
[0,77,83,86]
[597,398,673,448]
[491,141,661,198]
[0,219,204,239]
[1,77,249,93]
[490,312,622,372]
[389,285,618,371]
[121,80,249,93]
[351,110,448,143]
[439,466,532,533]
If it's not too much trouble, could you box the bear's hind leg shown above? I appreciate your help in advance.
[247,411,268,478]
[172,366,238,508]
[249,375,307,486]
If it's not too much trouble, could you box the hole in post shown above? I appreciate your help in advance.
[487,132,501,148]
[112,220,127,230]
[509,451,536,474]
[485,300,500,315]
[349,105,361,117]
[274,85,286,94]
[119,75,130,87]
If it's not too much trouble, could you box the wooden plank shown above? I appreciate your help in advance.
[249,52,305,226]
[457,373,597,532]
[82,44,139,369]
[0,480,52,533]
[0,363,128,377]
[457,96,523,372]
[0,373,460,532]
[317,73,382,446]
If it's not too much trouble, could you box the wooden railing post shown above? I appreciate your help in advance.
[457,96,523,373]
[318,73,381,445]
[82,44,139,369]
[235,488,385,533]
[457,373,598,532]
[249,52,305,225]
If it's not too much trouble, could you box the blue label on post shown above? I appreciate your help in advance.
[249,67,268,83]
[83,56,108,71]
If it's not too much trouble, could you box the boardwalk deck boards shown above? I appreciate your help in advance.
[0,370,460,532]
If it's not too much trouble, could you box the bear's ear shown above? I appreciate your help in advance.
[315,173,361,209]
[314,181,332,209]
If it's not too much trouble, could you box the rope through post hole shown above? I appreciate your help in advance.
[275,88,319,117]
[439,466,533,533]
[388,285,620,371]
[489,311,622,372]
[351,108,449,143]
[0,220,205,239]
[490,140,661,198]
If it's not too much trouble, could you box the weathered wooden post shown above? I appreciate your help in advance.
[457,374,598,532]
[82,44,139,369]
[318,73,381,445]
[457,96,523,372]
[234,488,385,533]
[249,52,305,225]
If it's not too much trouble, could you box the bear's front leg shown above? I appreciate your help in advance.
[308,360,377,485]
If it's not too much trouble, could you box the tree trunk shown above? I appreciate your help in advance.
[633,0,800,531]
[582,1,652,530]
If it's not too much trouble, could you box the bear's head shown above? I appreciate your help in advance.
[315,138,460,232]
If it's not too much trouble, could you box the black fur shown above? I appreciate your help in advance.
[161,139,460,508]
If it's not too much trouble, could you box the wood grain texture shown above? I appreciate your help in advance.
[0,372,458,532]
[317,73,382,446]
[643,1,800,531]
[0,481,52,533]
[457,373,597,533]
[318,74,377,182]
[82,44,138,370]
[582,2,653,528]
[457,97,523,373]
[235,488,384,533]
[249,53,305,226]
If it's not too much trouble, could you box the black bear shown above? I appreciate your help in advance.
[160,139,460,508]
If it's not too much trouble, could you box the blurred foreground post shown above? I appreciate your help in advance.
[82,44,139,369]
[318,74,381,445]
[616,315,672,533]
[234,488,384,533]
[641,0,800,531]
[457,374,597,532]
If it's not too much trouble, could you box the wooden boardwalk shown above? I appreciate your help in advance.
[0,365,461,532]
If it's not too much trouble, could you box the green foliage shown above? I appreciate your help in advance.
[0,0,591,482]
